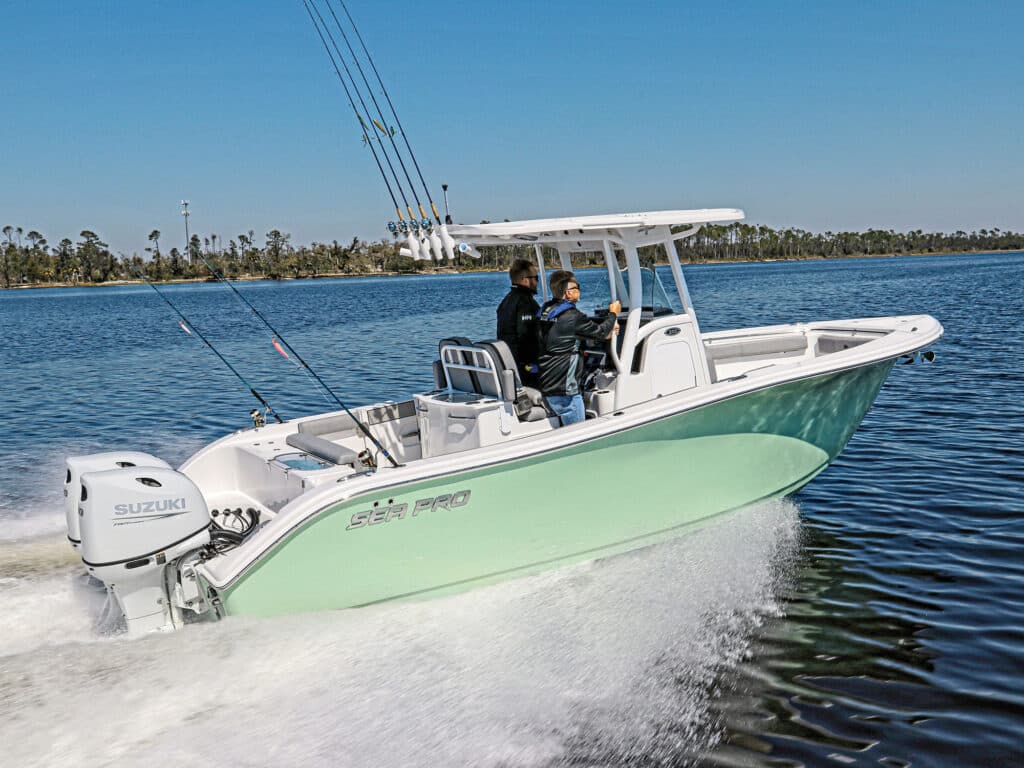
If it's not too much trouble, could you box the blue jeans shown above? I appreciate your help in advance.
[547,394,586,426]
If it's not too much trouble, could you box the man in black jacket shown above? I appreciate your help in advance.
[496,258,542,386]
[537,274,621,426]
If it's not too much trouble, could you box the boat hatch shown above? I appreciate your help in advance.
[274,452,332,471]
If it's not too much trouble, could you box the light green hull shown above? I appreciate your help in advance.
[221,361,894,617]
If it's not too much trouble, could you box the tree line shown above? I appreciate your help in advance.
[1,222,1021,288]
[680,223,1024,261]
[0,226,422,288]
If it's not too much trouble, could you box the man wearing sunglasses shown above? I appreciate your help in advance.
[496,258,543,387]
[536,274,621,426]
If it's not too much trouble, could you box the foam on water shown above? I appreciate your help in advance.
[0,500,800,768]
[0,512,67,543]
[0,448,77,542]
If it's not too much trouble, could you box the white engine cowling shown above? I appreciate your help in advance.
[64,452,171,551]
[79,466,211,634]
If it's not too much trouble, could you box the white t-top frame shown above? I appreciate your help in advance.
[448,208,745,384]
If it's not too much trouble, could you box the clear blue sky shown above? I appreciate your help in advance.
[1,0,1021,254]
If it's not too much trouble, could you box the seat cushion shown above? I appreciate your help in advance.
[513,386,551,421]
[475,339,521,388]
[522,405,549,423]
[286,433,359,466]
[298,413,357,437]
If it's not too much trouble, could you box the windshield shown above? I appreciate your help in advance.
[615,266,677,314]
[578,258,681,318]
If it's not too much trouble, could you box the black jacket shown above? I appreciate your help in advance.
[496,285,541,382]
[536,300,618,396]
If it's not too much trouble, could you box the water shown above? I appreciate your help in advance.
[1,253,1021,766]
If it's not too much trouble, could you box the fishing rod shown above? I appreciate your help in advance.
[197,255,401,468]
[304,0,432,261]
[301,0,404,229]
[335,0,444,228]
[130,265,284,424]
[322,2,425,224]
[306,0,414,225]
[303,0,451,261]
[322,0,446,263]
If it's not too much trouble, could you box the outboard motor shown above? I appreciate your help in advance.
[64,452,171,552]
[79,466,211,635]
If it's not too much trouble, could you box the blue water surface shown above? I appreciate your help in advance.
[1,253,1021,766]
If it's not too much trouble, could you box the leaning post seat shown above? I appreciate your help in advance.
[471,339,550,423]
[418,339,556,458]
[435,338,548,421]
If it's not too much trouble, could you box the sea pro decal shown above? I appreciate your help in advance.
[346,490,471,531]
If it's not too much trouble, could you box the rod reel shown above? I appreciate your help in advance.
[250,408,268,428]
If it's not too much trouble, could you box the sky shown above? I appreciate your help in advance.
[1,0,1021,255]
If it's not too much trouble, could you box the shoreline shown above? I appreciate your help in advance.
[4,248,1022,291]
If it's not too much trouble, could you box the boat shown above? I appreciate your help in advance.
[63,207,943,634]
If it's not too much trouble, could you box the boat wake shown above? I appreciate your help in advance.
[0,500,801,768]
